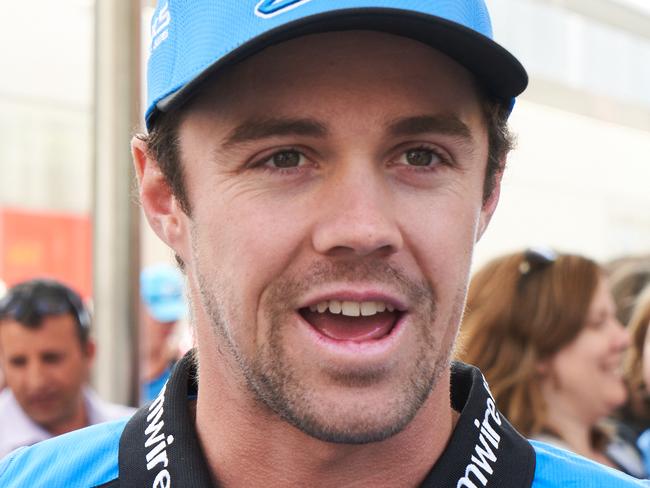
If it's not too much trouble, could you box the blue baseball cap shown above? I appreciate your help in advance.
[145,0,528,130]
[140,264,186,323]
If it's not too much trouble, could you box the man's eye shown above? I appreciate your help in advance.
[42,353,64,364]
[266,150,304,168]
[402,147,444,167]
[9,357,27,368]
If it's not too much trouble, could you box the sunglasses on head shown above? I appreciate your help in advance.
[517,247,557,289]
[0,280,90,331]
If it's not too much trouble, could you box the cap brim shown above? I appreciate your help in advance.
[150,8,527,128]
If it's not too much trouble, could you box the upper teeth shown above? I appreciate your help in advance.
[308,300,394,317]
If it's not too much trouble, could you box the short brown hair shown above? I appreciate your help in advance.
[457,251,601,437]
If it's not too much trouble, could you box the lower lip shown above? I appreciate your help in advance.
[296,312,408,357]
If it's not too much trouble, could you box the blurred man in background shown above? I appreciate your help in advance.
[140,263,186,403]
[0,279,134,458]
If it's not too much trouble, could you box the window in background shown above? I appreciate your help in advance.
[0,0,94,297]
[476,0,650,267]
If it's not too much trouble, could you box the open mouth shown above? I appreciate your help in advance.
[600,361,624,378]
[299,300,403,343]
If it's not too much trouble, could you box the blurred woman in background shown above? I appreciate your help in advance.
[458,249,645,477]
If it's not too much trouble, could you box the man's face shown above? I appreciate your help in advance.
[546,277,630,421]
[140,308,177,359]
[143,31,498,443]
[0,314,93,432]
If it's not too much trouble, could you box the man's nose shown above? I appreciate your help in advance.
[311,164,403,258]
[25,361,48,391]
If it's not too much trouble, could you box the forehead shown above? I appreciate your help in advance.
[182,30,485,132]
[588,276,613,309]
[0,314,82,355]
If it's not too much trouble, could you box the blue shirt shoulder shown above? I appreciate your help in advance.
[531,440,650,487]
[0,418,126,488]
[3,418,650,487]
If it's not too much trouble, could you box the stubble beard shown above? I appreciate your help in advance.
[27,391,83,434]
[196,259,459,445]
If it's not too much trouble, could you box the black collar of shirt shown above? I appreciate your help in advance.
[119,351,535,487]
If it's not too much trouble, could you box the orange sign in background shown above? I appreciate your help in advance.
[0,208,92,298]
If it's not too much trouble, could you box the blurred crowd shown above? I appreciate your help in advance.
[1,251,650,478]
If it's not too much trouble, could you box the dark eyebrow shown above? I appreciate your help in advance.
[387,114,473,141]
[222,117,329,148]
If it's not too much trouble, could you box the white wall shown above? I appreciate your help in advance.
[476,100,650,267]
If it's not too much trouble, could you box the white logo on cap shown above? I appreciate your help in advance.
[151,1,171,52]
[255,0,314,18]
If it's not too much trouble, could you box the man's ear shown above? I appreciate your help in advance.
[131,136,189,259]
[476,164,504,242]
[84,339,96,363]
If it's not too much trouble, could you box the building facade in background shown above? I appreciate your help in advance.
[0,1,93,296]
[478,0,650,265]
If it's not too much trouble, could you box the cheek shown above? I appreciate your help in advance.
[3,368,24,389]
[57,356,88,382]
[190,200,310,340]
[404,196,480,284]
[49,362,73,383]
[194,200,307,282]
[549,342,590,380]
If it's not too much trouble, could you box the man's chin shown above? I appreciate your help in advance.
[248,337,446,446]
[258,373,438,445]
[30,414,60,431]
[285,409,419,445]
[25,405,65,431]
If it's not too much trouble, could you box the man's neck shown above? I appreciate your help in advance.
[194,367,457,488]
[542,393,612,466]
